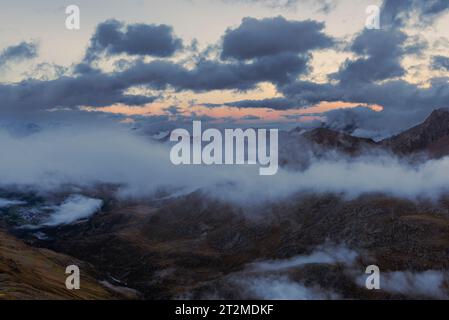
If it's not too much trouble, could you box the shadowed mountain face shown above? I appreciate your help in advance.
[382,108,449,158]
[296,108,449,160]
[302,128,378,155]
[4,108,449,299]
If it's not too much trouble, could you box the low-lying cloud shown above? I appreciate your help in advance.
[0,198,27,208]
[240,276,339,300]
[218,243,355,300]
[43,195,103,226]
[249,244,358,272]
[3,125,449,203]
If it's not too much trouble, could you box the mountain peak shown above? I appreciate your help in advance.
[425,107,449,124]
[302,127,376,155]
[383,108,449,157]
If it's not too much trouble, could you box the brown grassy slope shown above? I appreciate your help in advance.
[0,229,134,300]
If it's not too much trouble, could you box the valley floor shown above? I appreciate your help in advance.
[3,192,449,300]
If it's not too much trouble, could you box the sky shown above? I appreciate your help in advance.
[1,0,449,138]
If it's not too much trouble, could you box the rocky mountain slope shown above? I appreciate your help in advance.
[9,192,449,299]
[299,108,449,159]
[302,127,377,155]
[382,108,449,157]
[0,229,137,299]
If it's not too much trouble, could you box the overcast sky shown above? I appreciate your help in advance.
[1,0,449,137]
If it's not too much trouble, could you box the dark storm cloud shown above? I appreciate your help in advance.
[333,29,407,84]
[221,16,333,60]
[241,115,261,120]
[280,81,344,106]
[277,78,449,136]
[119,52,308,91]
[2,8,446,139]
[209,81,343,112]
[206,97,298,110]
[0,51,308,113]
[204,81,344,111]
[0,72,157,114]
[84,19,183,62]
[0,41,38,68]
[432,56,449,71]
[0,15,337,115]
[346,79,449,114]
[330,0,440,86]
[73,62,100,75]
[281,78,449,114]
[216,67,449,136]
[381,0,449,28]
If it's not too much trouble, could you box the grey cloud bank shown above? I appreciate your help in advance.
[84,19,183,62]
[1,3,449,141]
[221,16,333,60]
[4,126,449,204]
[0,41,38,68]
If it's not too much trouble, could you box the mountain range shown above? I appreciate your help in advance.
[3,108,449,299]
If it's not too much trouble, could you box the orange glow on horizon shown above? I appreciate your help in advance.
[82,100,383,123]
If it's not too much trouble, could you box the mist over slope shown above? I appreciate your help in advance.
[3,110,449,204]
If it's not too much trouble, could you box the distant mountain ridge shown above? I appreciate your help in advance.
[382,108,449,157]
[302,127,377,155]
[299,108,449,159]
